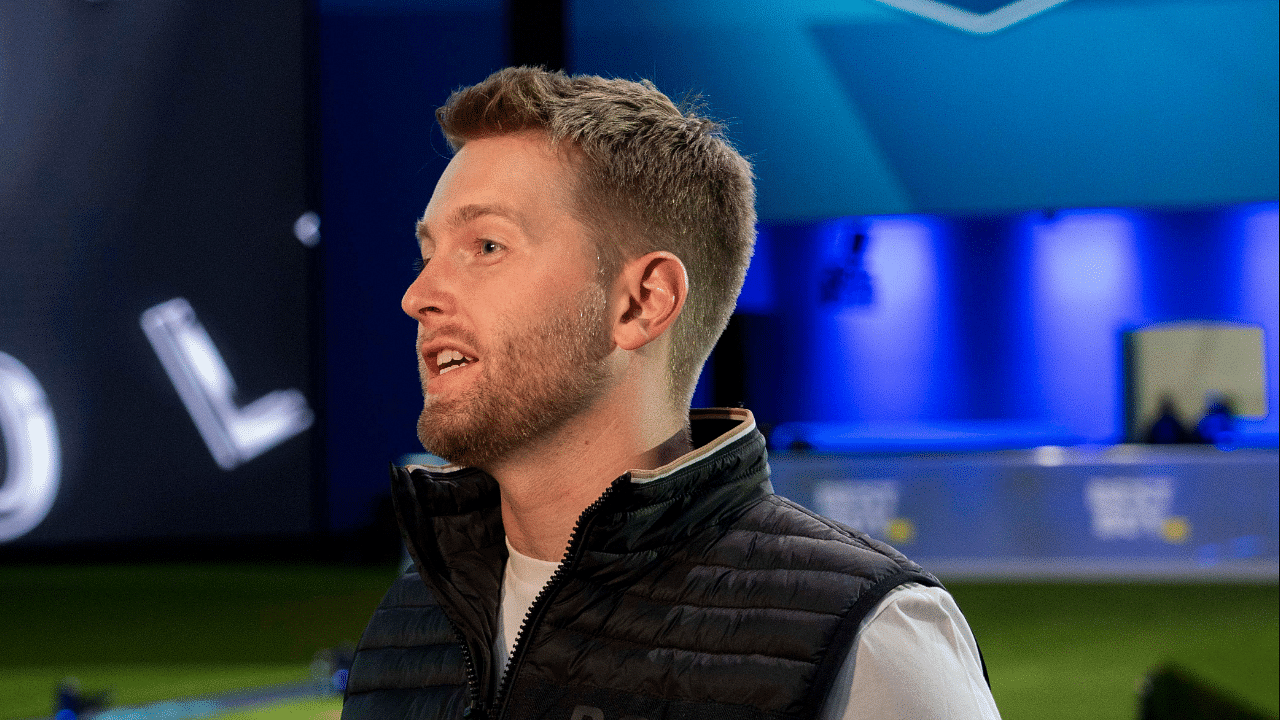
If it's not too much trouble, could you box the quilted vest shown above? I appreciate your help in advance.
[343,410,942,720]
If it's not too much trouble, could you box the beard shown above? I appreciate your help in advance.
[415,285,614,469]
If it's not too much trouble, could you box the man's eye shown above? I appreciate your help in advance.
[480,240,502,255]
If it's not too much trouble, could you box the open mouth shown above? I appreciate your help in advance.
[435,348,477,376]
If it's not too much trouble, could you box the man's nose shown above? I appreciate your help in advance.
[401,258,455,319]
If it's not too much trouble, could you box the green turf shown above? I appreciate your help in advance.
[212,697,340,720]
[1,564,1275,720]
[946,581,1280,720]
[4,665,315,718]
[0,564,394,665]
[0,563,394,718]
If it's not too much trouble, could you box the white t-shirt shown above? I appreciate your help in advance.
[494,540,1001,719]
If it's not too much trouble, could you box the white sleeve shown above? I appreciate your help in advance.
[819,583,1001,720]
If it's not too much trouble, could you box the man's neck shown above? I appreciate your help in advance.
[489,404,692,562]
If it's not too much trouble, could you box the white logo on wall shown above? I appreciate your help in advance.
[869,0,1071,35]
[141,298,314,471]
[0,298,315,544]
[0,353,61,542]
[1085,476,1189,543]
[815,480,899,538]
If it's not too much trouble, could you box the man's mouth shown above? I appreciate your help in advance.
[434,348,478,376]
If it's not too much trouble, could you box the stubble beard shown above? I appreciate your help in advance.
[414,285,614,469]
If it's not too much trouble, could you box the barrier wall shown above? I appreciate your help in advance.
[768,446,1279,580]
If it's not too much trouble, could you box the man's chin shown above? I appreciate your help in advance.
[417,410,493,468]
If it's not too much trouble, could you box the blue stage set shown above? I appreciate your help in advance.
[705,202,1280,579]
[1,0,1273,581]
[322,0,1278,580]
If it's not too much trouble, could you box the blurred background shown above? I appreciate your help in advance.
[1,0,1276,718]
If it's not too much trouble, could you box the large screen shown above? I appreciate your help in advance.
[0,1,317,546]
[573,0,1279,220]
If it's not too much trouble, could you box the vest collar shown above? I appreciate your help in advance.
[392,407,770,573]
[402,407,757,481]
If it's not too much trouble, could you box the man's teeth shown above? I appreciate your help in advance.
[436,349,473,374]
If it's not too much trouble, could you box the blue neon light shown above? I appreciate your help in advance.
[1238,203,1280,439]
[753,203,1278,451]
[1027,210,1141,442]
[818,216,951,422]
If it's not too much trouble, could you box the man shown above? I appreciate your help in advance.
[343,67,999,720]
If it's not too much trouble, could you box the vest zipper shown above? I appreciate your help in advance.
[488,473,628,718]
[452,621,490,718]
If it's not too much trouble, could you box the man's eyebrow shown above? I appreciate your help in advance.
[450,203,527,232]
[415,216,433,248]
[416,203,526,246]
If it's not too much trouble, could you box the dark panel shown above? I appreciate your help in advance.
[1,1,315,546]
[317,7,506,532]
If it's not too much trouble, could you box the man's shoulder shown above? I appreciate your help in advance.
[379,570,439,606]
[351,570,456,654]
[548,492,941,716]
[345,571,466,701]
[690,492,937,593]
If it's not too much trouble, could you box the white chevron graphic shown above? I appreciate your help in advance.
[870,0,1072,34]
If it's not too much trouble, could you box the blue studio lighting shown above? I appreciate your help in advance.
[814,215,953,422]
[1237,202,1280,440]
[1025,209,1142,443]
[753,202,1277,451]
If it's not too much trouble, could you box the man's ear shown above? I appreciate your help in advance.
[612,251,688,352]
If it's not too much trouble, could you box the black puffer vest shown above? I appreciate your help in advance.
[343,409,942,720]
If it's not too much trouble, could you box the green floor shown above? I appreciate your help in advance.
[214,698,340,720]
[1,564,1276,719]
[947,582,1278,720]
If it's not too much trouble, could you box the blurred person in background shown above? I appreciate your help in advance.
[342,66,999,720]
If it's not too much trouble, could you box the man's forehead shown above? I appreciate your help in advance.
[416,202,534,245]
[413,134,591,250]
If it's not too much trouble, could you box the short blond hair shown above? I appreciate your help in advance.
[436,66,756,407]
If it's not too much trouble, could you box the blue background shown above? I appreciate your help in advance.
[572,0,1278,219]
[317,0,1278,532]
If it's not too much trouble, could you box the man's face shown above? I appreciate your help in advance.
[402,132,615,468]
